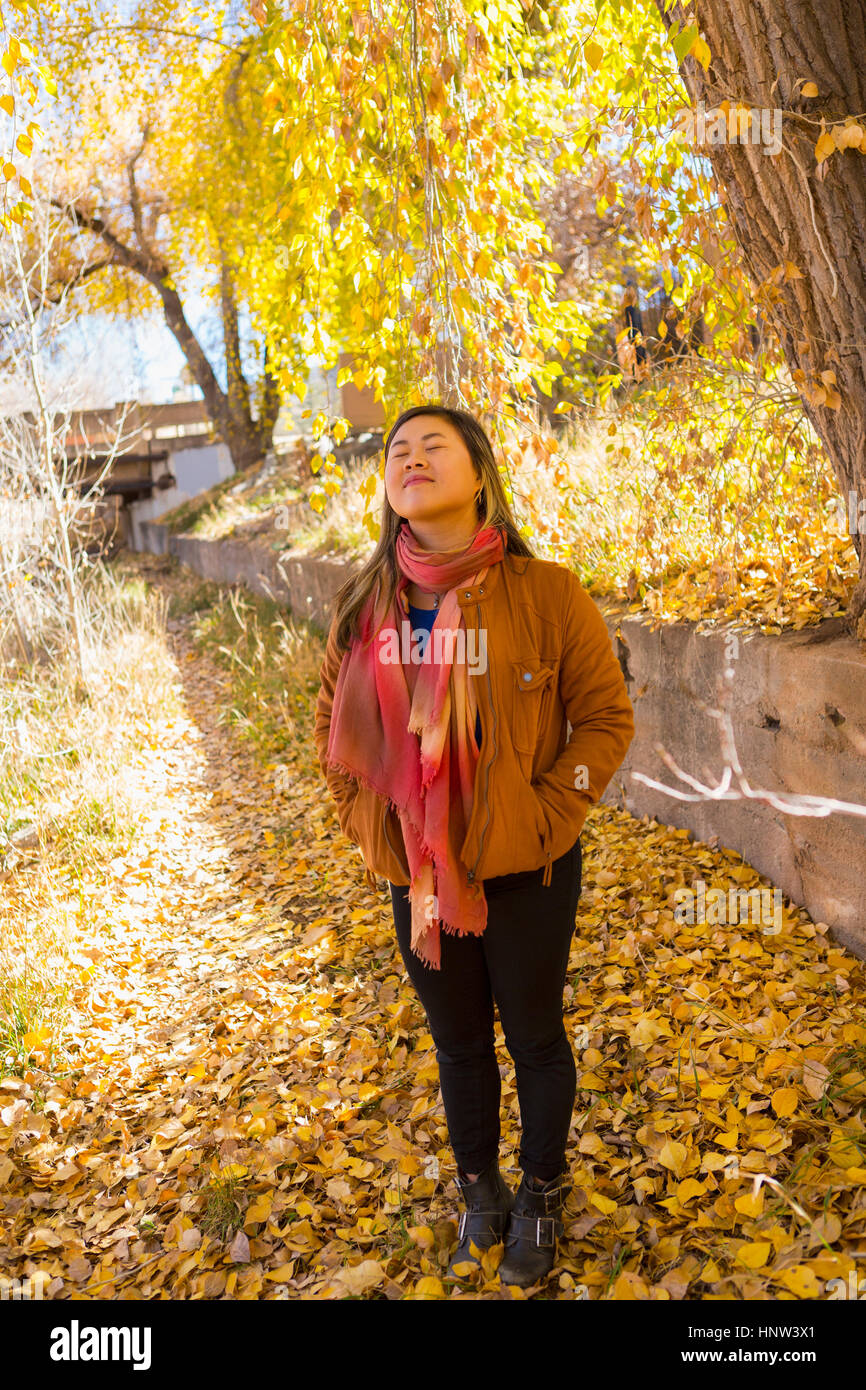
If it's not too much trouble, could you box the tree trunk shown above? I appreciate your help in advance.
[218,248,274,474]
[657,0,866,628]
[55,199,279,477]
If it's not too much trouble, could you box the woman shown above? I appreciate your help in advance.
[314,404,635,1289]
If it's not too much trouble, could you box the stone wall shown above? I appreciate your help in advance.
[136,519,866,958]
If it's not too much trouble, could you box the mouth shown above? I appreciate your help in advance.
[403,476,434,488]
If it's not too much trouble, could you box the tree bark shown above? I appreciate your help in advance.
[657,0,866,629]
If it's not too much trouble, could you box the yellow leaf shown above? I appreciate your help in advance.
[690,35,711,71]
[480,1242,503,1280]
[815,131,835,162]
[715,1129,739,1149]
[736,1241,772,1269]
[408,1224,436,1249]
[15,133,32,157]
[771,1086,798,1117]
[734,1190,765,1218]
[778,1265,821,1297]
[676,1178,705,1204]
[611,1270,651,1298]
[584,41,603,71]
[578,1070,606,1089]
[412,1275,446,1298]
[801,81,819,97]
[25,1226,63,1251]
[590,1192,617,1214]
[0,94,13,116]
[827,1138,863,1169]
[264,1263,295,1283]
[834,122,864,149]
[803,1059,830,1099]
[658,1140,688,1176]
[334,1259,385,1295]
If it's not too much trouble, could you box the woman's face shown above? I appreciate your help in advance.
[384,414,480,524]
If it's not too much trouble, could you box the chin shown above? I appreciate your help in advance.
[397,496,437,517]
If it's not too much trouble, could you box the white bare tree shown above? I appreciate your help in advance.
[0,180,138,689]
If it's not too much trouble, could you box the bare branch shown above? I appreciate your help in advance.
[631,665,866,820]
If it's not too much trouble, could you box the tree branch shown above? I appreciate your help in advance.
[631,665,866,821]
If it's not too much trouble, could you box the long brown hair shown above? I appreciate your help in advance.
[328,404,535,652]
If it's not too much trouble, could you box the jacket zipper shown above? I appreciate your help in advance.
[467,600,494,884]
[464,599,554,887]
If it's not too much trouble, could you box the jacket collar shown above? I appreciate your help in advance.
[455,545,526,606]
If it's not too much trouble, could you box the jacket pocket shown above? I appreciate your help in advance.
[346,785,410,881]
[382,801,410,877]
[507,775,549,871]
[511,658,557,755]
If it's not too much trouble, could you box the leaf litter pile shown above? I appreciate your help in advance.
[2,557,865,1301]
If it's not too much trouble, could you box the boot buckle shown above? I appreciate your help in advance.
[536,1216,556,1247]
[458,1210,467,1241]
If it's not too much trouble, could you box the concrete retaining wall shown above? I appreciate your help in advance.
[138,520,355,626]
[608,616,866,959]
[136,518,866,958]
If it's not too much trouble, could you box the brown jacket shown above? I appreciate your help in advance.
[314,550,635,890]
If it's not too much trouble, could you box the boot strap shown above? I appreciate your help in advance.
[523,1179,572,1213]
[457,1208,508,1241]
[505,1211,557,1248]
[546,1179,572,1212]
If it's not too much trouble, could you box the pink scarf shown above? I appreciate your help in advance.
[326,520,506,969]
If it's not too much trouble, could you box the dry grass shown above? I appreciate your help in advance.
[0,557,185,1075]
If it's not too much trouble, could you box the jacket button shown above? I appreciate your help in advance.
[464,591,471,598]
[523,671,532,681]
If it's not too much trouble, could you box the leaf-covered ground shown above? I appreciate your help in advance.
[2,557,865,1300]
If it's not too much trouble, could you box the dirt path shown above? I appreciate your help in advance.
[2,560,865,1301]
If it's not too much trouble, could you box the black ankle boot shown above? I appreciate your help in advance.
[447,1158,514,1277]
[498,1169,572,1288]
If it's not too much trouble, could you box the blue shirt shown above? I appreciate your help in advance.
[407,602,482,749]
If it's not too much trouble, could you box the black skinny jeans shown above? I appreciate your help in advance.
[388,836,582,1183]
